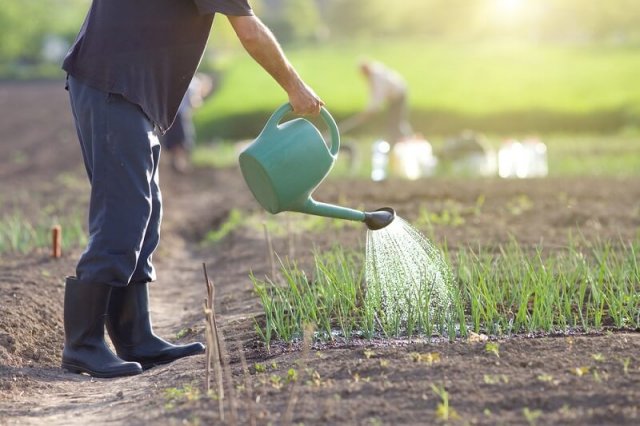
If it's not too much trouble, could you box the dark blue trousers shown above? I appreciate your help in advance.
[67,75,162,287]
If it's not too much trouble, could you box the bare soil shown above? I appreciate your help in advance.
[1,81,639,425]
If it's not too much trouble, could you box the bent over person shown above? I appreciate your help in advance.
[340,60,413,145]
[61,0,323,378]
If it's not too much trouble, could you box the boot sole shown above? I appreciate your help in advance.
[61,361,142,378]
[126,346,206,370]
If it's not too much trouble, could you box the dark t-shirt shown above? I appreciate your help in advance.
[62,0,253,132]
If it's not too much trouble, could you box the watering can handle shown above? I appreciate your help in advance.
[267,103,341,158]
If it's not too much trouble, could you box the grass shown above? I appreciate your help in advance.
[0,210,86,255]
[195,39,640,139]
[251,239,640,349]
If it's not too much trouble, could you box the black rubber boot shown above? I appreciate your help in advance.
[106,282,205,369]
[61,277,143,378]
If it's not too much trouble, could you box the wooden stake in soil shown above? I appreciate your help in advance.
[51,225,62,258]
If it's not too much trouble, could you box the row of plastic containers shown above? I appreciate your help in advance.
[371,136,548,181]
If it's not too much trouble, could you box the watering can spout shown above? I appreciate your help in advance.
[363,207,396,230]
[298,200,396,230]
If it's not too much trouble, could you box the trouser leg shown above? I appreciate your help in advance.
[67,75,160,287]
[130,142,162,284]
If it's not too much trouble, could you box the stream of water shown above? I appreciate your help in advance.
[365,216,453,325]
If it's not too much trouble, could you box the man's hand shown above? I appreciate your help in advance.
[286,80,324,116]
[228,15,323,116]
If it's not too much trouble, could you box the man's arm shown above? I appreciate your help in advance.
[227,15,323,116]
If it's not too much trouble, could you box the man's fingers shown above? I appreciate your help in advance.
[292,99,322,116]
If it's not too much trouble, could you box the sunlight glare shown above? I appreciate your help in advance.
[495,0,527,17]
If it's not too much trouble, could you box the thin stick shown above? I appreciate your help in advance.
[203,263,225,421]
[203,300,212,392]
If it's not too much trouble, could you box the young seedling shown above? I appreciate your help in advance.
[621,357,631,375]
[411,352,441,365]
[522,407,542,426]
[430,383,459,422]
[569,366,591,377]
[485,342,500,358]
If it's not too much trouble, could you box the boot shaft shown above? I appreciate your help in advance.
[62,276,143,377]
[106,282,155,347]
[63,277,112,348]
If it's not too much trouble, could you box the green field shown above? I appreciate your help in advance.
[195,39,640,139]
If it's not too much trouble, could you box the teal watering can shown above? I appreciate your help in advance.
[239,103,395,230]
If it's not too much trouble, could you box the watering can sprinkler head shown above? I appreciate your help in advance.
[363,207,396,230]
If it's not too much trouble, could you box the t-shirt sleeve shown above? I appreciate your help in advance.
[193,0,253,16]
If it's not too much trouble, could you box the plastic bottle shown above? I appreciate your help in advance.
[371,140,391,181]
[498,138,548,178]
[523,138,548,177]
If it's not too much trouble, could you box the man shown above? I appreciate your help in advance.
[340,59,413,145]
[61,0,323,378]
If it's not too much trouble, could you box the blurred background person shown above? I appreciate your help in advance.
[161,73,214,173]
[340,59,413,145]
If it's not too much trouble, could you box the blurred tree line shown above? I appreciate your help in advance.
[267,0,640,44]
[0,0,89,76]
[1,0,639,77]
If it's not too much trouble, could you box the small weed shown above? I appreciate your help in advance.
[176,327,194,339]
[269,374,283,390]
[286,368,298,384]
[483,374,509,385]
[415,201,466,229]
[522,407,542,426]
[163,384,201,411]
[485,342,500,358]
[307,370,323,387]
[506,194,534,216]
[431,383,459,422]
[536,373,556,384]
[411,352,441,365]
[569,366,591,377]
[254,363,267,374]
[592,369,603,382]
[621,357,631,375]
[367,418,383,426]
[203,208,244,244]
